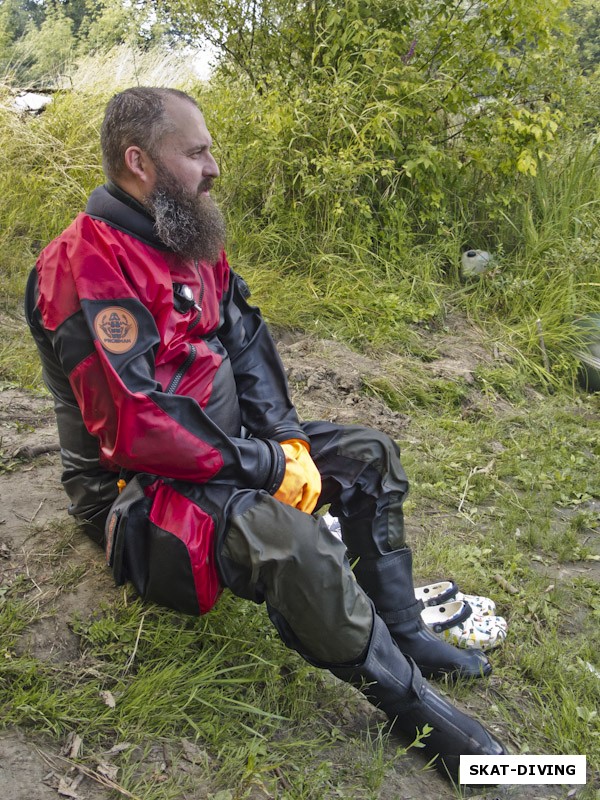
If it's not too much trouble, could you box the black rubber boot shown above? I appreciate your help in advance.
[353,548,492,680]
[331,614,505,783]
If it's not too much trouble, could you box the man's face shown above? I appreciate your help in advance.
[142,97,226,263]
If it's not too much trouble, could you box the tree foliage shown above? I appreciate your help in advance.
[169,0,579,250]
[12,5,75,84]
[0,0,166,85]
[568,0,600,75]
[181,0,598,363]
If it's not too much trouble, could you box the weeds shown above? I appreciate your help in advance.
[2,382,597,796]
[0,47,599,799]
[2,68,598,387]
[403,389,599,786]
[1,590,414,797]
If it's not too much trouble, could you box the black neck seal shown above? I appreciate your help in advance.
[85,182,169,250]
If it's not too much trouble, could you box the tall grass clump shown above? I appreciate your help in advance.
[195,67,451,350]
[69,45,203,95]
[452,141,600,385]
[0,87,105,305]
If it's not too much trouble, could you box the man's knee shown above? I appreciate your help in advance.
[337,426,404,478]
[219,494,373,663]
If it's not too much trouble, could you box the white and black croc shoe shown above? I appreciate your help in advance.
[421,599,473,633]
[456,592,496,616]
[422,600,508,651]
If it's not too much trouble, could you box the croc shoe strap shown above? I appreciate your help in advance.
[416,580,459,607]
[430,601,473,634]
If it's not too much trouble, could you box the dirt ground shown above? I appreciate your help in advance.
[0,330,596,800]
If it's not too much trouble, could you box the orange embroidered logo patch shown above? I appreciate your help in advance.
[94,307,138,354]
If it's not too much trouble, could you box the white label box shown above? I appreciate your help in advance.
[459,755,587,784]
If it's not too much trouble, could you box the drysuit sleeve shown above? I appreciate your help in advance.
[217,270,309,446]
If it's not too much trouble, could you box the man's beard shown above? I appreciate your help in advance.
[144,165,226,263]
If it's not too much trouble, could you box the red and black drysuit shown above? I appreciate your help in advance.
[25,181,414,665]
[26,182,504,778]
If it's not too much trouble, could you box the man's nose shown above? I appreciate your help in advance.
[204,152,220,179]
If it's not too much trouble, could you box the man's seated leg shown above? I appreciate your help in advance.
[217,491,505,782]
[304,421,491,680]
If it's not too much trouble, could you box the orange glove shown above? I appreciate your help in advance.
[273,439,322,514]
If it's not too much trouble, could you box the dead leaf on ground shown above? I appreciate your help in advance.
[96,761,119,781]
[99,689,116,708]
[62,733,82,759]
[104,741,132,756]
[181,738,210,764]
[57,777,80,799]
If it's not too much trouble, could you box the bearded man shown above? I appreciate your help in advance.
[25,87,505,782]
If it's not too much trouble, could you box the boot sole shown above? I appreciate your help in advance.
[421,659,493,681]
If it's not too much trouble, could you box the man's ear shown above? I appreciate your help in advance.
[123,145,155,186]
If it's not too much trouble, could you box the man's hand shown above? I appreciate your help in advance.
[274,439,322,514]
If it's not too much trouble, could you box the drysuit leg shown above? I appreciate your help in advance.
[304,421,491,679]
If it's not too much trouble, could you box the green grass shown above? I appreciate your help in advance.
[402,392,600,784]
[1,65,599,798]
[1,584,415,798]
[1,382,598,797]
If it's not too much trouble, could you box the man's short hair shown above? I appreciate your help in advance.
[100,87,199,181]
